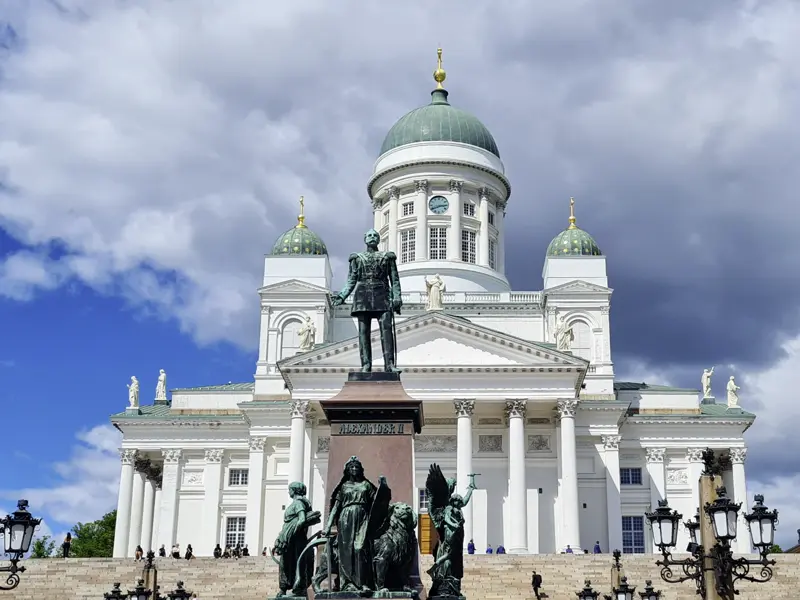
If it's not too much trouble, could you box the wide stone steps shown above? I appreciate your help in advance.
[14,554,799,600]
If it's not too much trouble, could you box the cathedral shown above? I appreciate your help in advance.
[110,52,755,559]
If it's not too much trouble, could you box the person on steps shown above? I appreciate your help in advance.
[61,533,72,558]
[531,570,543,600]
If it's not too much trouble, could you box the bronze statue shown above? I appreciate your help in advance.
[271,482,320,597]
[425,464,477,599]
[331,229,402,372]
[373,502,419,594]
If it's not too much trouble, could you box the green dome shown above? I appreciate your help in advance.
[546,226,602,257]
[271,222,328,256]
[379,89,500,158]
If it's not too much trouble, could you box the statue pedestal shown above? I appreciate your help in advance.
[701,395,717,405]
[320,372,426,599]
[315,592,419,599]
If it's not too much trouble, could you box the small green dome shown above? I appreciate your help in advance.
[270,220,328,256]
[546,199,602,257]
[379,89,500,158]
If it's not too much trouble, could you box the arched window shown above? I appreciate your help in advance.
[570,320,593,361]
[281,320,303,359]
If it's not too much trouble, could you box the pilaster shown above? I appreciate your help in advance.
[448,180,462,261]
[478,187,490,267]
[686,448,704,517]
[601,435,623,552]
[646,447,667,553]
[157,449,183,550]
[246,437,267,552]
[415,180,428,260]
[387,186,399,253]
[202,449,225,554]
[496,199,506,274]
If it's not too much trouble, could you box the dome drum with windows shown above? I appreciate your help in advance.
[270,196,328,256]
[546,198,602,257]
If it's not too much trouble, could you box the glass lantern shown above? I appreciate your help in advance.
[744,495,778,549]
[638,580,661,600]
[103,583,127,600]
[576,579,601,600]
[684,511,700,546]
[166,581,193,600]
[613,576,635,600]
[128,579,152,600]
[1,500,41,556]
[705,487,741,543]
[646,500,682,549]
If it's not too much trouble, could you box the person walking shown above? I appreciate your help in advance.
[531,570,543,600]
[61,533,72,558]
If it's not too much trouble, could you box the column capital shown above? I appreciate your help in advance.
[414,179,428,193]
[204,449,225,463]
[161,449,182,464]
[386,186,399,200]
[505,399,527,420]
[119,448,138,465]
[479,186,490,201]
[290,400,310,419]
[729,447,747,464]
[601,435,621,450]
[600,306,611,315]
[449,179,463,193]
[371,197,384,210]
[686,447,705,463]
[556,399,579,419]
[645,447,666,463]
[249,437,267,452]
[260,305,271,315]
[454,399,475,418]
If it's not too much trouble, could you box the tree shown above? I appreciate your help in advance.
[69,510,117,558]
[29,535,56,558]
[768,544,783,554]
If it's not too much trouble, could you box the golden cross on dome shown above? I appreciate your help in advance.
[568,197,577,230]
[434,47,446,89]
[297,196,307,228]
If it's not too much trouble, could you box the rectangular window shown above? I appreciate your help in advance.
[461,230,476,264]
[400,230,416,263]
[225,517,246,547]
[429,227,447,260]
[383,211,390,226]
[489,240,496,269]
[488,211,495,225]
[418,489,429,513]
[402,202,414,217]
[229,468,249,486]
[621,516,646,554]
[620,467,643,485]
[463,202,475,217]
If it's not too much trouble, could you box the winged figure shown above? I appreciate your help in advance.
[425,463,476,598]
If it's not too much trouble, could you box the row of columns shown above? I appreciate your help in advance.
[454,398,582,554]
[112,451,163,557]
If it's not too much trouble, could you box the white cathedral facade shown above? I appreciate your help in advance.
[111,55,755,559]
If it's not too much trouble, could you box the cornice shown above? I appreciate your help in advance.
[367,159,512,199]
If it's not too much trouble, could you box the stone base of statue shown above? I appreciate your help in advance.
[314,592,419,599]
[701,395,716,405]
[320,372,426,598]
[428,596,466,600]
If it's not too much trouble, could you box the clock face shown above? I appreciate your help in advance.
[429,195,449,214]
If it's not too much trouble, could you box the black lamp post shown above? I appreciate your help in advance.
[684,511,700,547]
[103,583,127,600]
[576,579,601,600]
[165,581,193,600]
[0,499,42,591]
[637,580,662,600]
[646,456,779,600]
[106,577,193,600]
[128,579,152,600]
[612,576,635,600]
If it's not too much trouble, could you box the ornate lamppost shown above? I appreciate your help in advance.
[576,579,601,600]
[645,449,779,600]
[104,579,193,600]
[0,500,42,591]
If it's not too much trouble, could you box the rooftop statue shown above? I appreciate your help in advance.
[331,229,402,373]
[155,369,167,401]
[701,367,714,399]
[727,376,741,409]
[425,274,446,311]
[127,376,139,408]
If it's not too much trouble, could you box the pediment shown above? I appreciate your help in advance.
[545,280,612,295]
[279,312,588,370]
[259,279,330,295]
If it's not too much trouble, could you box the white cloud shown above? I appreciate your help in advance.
[1,424,121,528]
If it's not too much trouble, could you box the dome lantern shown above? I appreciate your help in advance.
[270,196,328,256]
[546,197,603,257]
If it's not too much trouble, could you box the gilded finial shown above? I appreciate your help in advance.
[568,197,577,229]
[296,195,306,228]
[433,47,446,89]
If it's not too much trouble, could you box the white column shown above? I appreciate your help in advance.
[448,180,462,261]
[127,459,147,556]
[373,198,382,232]
[157,449,183,549]
[151,483,162,551]
[140,475,156,552]
[201,449,225,555]
[496,200,506,274]
[478,187,490,267]
[289,401,309,485]
[256,306,271,365]
[506,399,528,553]
[113,449,137,558]
[602,435,623,553]
[455,399,475,547]
[415,179,428,260]
[646,448,667,553]
[557,399,582,551]
[686,448,704,515]
[387,186,399,253]
[246,437,267,552]
[554,417,563,550]
[730,447,751,554]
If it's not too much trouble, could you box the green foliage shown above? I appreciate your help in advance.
[69,510,117,558]
[768,544,783,554]
[29,535,56,558]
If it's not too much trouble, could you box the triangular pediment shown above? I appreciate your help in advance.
[258,279,330,295]
[545,280,612,295]
[278,312,588,370]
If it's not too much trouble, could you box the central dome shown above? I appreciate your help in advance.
[379,88,500,158]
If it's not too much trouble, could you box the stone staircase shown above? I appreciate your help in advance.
[14,554,800,600]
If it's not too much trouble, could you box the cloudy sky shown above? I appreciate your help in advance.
[1,0,799,548]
